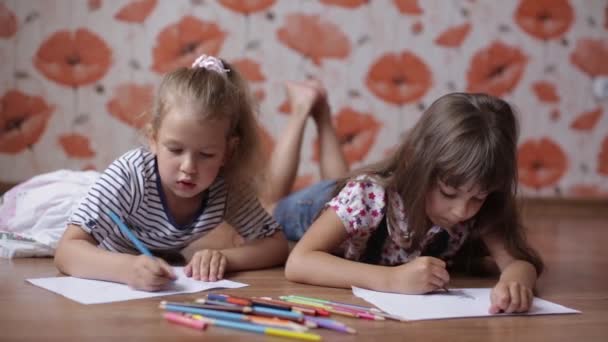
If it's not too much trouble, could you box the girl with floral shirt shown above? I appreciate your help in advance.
[272,87,543,315]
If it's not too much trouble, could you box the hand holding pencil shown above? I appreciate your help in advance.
[127,255,176,291]
[108,211,176,291]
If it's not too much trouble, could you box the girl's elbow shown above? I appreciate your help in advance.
[284,252,304,282]
[53,245,69,274]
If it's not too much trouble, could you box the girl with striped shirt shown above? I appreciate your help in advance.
[54,55,288,291]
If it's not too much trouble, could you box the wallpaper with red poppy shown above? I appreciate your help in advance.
[0,0,607,198]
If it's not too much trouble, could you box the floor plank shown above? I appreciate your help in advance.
[1,205,607,341]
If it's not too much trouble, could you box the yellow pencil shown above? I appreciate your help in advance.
[191,314,322,341]
[265,327,322,341]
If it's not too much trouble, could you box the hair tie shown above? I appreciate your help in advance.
[191,54,230,75]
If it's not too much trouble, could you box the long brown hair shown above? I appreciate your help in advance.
[144,58,265,191]
[336,93,543,274]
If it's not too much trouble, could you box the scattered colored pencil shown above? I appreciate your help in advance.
[163,301,253,314]
[193,315,322,341]
[208,293,252,306]
[304,315,356,334]
[160,302,250,322]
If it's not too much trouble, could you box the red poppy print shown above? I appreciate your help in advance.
[466,41,528,97]
[232,58,265,82]
[106,83,154,129]
[517,137,567,189]
[278,99,290,114]
[151,16,226,74]
[320,0,368,8]
[570,108,602,131]
[312,107,381,166]
[114,0,157,23]
[277,14,351,66]
[514,0,573,40]
[218,0,276,15]
[599,136,608,176]
[411,21,423,34]
[435,23,471,48]
[570,38,608,77]
[366,50,432,105]
[58,133,96,158]
[532,81,559,103]
[0,90,53,154]
[0,3,17,38]
[88,0,102,11]
[34,29,112,87]
[394,0,423,15]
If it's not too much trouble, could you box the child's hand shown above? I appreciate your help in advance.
[390,256,450,294]
[184,249,227,282]
[127,255,176,291]
[489,281,533,314]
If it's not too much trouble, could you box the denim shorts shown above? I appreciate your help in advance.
[273,179,336,241]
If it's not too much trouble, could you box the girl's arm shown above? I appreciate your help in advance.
[220,230,289,270]
[482,232,538,313]
[54,224,175,291]
[183,229,289,281]
[285,209,450,293]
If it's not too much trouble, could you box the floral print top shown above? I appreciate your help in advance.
[326,175,471,266]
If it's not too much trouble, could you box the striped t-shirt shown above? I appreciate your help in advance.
[68,147,280,254]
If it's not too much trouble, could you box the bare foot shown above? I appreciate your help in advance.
[300,79,331,123]
[284,81,320,119]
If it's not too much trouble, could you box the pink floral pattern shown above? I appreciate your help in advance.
[327,176,470,265]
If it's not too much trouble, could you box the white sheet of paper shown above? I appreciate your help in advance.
[352,287,580,321]
[26,267,248,304]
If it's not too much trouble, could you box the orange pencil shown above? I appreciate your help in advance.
[207,293,252,306]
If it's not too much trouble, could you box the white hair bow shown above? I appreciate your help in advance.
[191,54,229,75]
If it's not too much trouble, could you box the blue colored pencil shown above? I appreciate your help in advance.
[108,211,152,257]
[161,302,249,322]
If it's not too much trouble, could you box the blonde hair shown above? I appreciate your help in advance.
[145,59,265,190]
[337,92,543,274]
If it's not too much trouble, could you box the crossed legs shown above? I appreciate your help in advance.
[183,80,348,253]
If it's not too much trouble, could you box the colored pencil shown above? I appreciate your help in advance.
[283,295,376,312]
[281,295,385,320]
[280,298,357,318]
[258,297,330,316]
[162,301,253,314]
[195,298,246,308]
[160,302,250,322]
[193,315,322,341]
[163,312,207,330]
[247,315,309,332]
[108,211,153,257]
[283,295,406,321]
[207,293,252,306]
[252,305,305,322]
[252,297,318,315]
[304,315,356,334]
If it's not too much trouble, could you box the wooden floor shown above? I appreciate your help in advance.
[1,201,607,341]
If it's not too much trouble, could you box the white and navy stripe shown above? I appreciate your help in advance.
[68,147,280,254]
